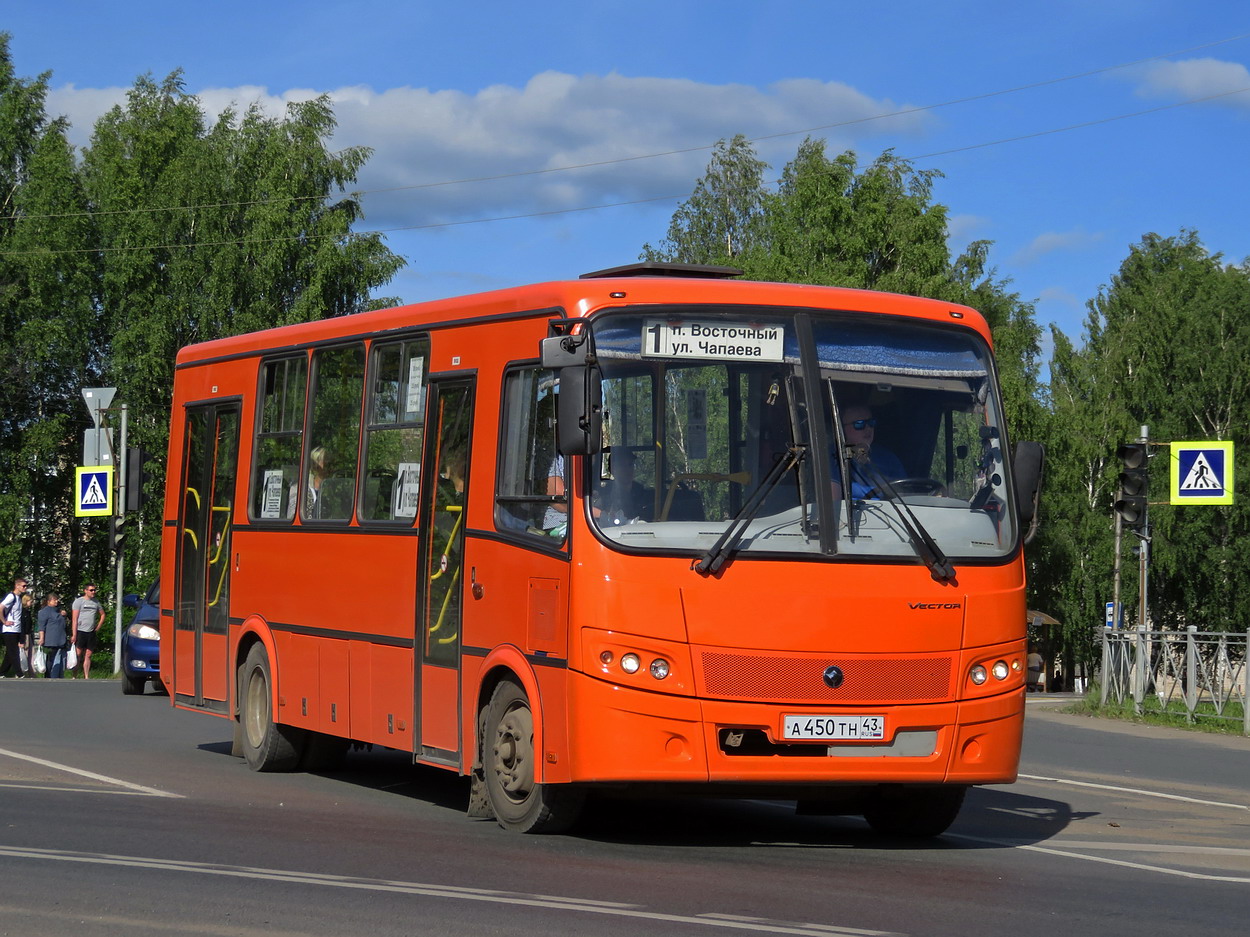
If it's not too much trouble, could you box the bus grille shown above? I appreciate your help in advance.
[699,651,953,702]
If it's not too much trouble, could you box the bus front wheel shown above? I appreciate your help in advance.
[240,643,305,772]
[483,680,583,833]
[863,784,967,838]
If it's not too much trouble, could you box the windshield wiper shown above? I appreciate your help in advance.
[856,458,957,583]
[694,445,806,576]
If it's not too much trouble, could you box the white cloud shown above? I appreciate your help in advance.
[45,72,936,230]
[1012,229,1103,266]
[1133,57,1250,109]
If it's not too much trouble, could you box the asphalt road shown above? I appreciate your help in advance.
[0,681,1246,937]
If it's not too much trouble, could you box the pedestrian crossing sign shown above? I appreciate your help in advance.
[1170,441,1234,505]
[76,465,114,517]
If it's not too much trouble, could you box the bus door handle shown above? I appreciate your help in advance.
[470,567,484,600]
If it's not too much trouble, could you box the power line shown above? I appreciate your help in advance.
[3,30,1249,227]
[3,84,1245,259]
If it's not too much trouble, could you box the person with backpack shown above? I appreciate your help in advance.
[0,577,28,678]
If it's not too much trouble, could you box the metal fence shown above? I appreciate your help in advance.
[1100,627,1249,735]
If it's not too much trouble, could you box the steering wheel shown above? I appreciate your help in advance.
[868,477,948,498]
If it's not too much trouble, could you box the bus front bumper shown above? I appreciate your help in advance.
[563,671,1023,787]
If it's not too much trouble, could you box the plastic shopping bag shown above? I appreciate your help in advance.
[32,646,46,675]
[18,645,28,672]
[66,643,78,671]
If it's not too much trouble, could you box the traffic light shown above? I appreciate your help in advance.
[1115,443,1149,531]
[110,514,126,553]
[125,447,152,512]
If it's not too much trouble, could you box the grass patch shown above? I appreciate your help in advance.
[1065,687,1248,735]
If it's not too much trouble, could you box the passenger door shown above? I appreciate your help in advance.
[172,402,240,713]
[415,379,474,764]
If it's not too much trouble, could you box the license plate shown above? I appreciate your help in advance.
[782,714,886,741]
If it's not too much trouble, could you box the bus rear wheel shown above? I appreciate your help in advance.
[483,680,583,833]
[863,784,967,838]
[240,643,305,772]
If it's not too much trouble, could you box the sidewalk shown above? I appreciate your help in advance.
[1024,691,1081,711]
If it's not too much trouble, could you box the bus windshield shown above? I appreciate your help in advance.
[586,306,1017,562]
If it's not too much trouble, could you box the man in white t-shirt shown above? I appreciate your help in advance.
[71,584,104,679]
[0,577,28,678]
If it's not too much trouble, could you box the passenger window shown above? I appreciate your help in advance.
[362,336,429,522]
[252,356,307,521]
[496,367,565,541]
[304,344,365,522]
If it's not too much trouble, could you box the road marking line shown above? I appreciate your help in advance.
[0,748,182,798]
[1023,841,1250,858]
[1018,773,1247,810]
[0,846,901,936]
[0,782,171,797]
[949,834,1250,884]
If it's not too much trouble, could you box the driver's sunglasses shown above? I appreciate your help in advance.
[844,418,877,430]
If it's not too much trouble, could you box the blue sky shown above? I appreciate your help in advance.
[6,1,1250,353]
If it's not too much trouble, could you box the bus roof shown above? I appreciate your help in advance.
[175,273,990,366]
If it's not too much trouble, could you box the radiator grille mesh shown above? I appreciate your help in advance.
[699,651,953,702]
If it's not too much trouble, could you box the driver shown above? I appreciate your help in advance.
[832,404,905,500]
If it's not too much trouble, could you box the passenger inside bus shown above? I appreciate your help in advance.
[543,454,566,532]
[593,449,654,525]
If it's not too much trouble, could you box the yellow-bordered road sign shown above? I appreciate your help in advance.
[76,466,114,517]
[1170,441,1234,505]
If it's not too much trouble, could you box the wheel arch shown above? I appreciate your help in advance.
[470,645,547,780]
[233,615,277,719]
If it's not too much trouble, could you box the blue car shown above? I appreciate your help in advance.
[121,577,163,695]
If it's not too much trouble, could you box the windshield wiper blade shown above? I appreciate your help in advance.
[858,463,957,583]
[694,445,805,576]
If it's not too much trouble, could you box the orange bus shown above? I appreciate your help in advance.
[162,262,1043,835]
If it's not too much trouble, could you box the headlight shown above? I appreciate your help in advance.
[620,653,641,674]
[969,665,988,685]
[127,623,160,641]
[992,660,1010,681]
[649,658,670,680]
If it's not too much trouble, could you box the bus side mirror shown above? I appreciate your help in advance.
[556,365,602,456]
[1013,440,1045,544]
[541,334,589,369]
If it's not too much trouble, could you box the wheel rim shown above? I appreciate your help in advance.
[491,701,534,804]
[244,665,267,748]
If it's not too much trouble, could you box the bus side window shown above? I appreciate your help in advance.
[362,336,428,523]
[496,367,563,540]
[251,355,307,522]
[304,344,365,523]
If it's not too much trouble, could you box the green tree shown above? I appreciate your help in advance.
[81,72,404,576]
[643,134,768,264]
[1076,232,1250,632]
[0,42,404,594]
[0,34,106,592]
[645,136,1043,440]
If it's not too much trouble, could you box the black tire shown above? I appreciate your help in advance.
[239,643,306,772]
[863,784,967,838]
[120,672,146,695]
[152,676,169,696]
[483,680,584,833]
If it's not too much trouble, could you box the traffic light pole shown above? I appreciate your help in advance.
[114,404,128,674]
[1135,426,1150,632]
